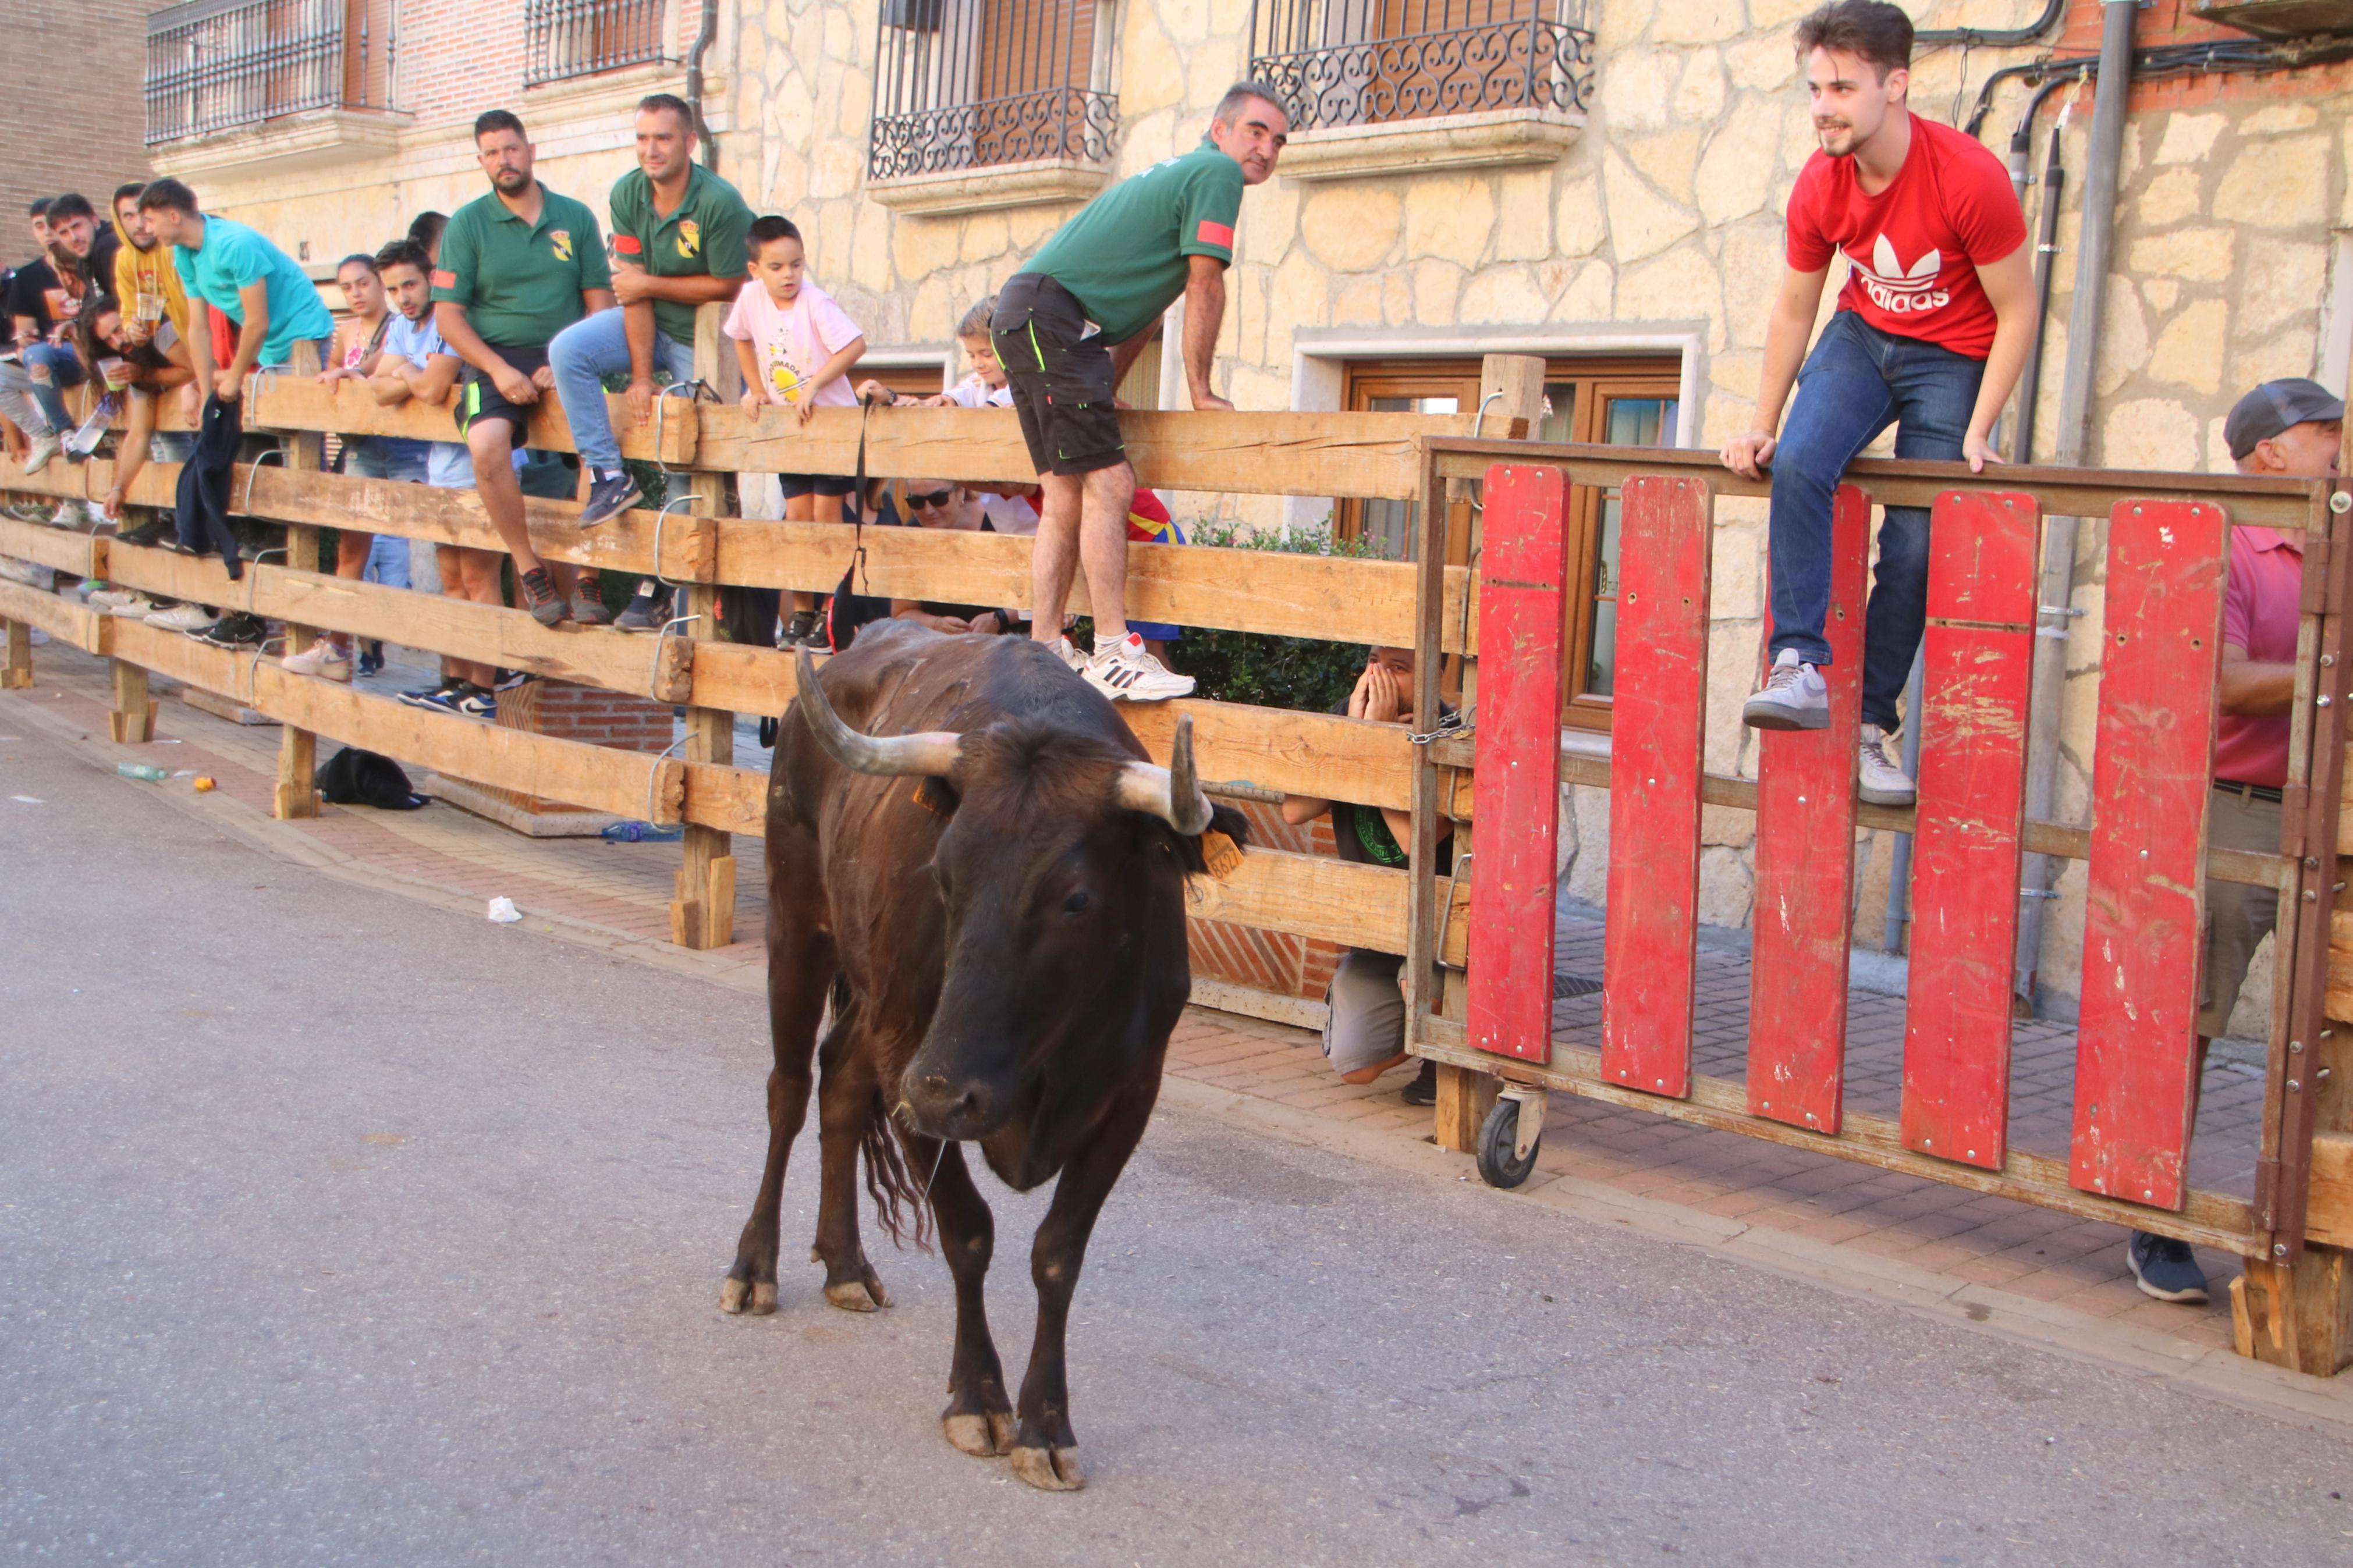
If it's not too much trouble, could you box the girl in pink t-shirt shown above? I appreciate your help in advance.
[722,215,868,646]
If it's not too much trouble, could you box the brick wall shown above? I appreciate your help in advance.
[1188,799,1346,1002]
[394,0,706,122]
[2,0,153,250]
[487,677,676,815]
[2053,0,2353,111]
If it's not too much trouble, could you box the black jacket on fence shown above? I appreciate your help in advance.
[174,392,243,579]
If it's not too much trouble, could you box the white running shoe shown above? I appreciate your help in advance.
[281,641,354,683]
[1742,648,1829,731]
[102,593,159,617]
[21,432,63,474]
[1858,723,1916,806]
[0,557,53,589]
[1084,635,1196,703]
[144,602,218,631]
[1045,635,1087,672]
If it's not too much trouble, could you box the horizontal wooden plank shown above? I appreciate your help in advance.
[0,515,104,577]
[101,542,693,702]
[1428,439,2328,531]
[104,617,686,819]
[684,761,768,836]
[716,517,1472,650]
[1409,1026,2261,1253]
[244,375,697,464]
[695,405,1517,502]
[1430,732,2292,889]
[0,577,106,653]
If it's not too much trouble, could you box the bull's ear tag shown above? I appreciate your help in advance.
[1199,829,1243,881]
[911,776,958,817]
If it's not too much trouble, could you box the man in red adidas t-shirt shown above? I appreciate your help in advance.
[1721,0,2033,805]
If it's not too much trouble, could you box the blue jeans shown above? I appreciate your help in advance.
[343,436,430,483]
[1767,311,1985,733]
[363,532,411,589]
[546,310,697,472]
[0,342,87,433]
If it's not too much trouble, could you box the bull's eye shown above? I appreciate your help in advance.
[1063,890,1091,916]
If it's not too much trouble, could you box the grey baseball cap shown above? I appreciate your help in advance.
[2225,378,2344,460]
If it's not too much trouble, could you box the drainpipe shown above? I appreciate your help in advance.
[685,0,721,171]
[2013,0,2138,1014]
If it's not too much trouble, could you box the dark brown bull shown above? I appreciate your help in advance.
[719,621,1242,1491]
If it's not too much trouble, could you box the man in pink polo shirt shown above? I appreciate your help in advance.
[2128,376,2342,1308]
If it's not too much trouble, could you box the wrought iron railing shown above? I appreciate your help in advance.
[1246,0,1593,132]
[524,0,672,88]
[869,0,1119,180]
[145,0,379,145]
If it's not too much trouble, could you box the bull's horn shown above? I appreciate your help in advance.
[1115,713,1214,835]
[793,647,964,777]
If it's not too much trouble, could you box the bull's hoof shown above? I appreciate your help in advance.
[1009,1444,1085,1492]
[719,1278,778,1315]
[942,1411,1016,1457]
[824,1277,890,1312]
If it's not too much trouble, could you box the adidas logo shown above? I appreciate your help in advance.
[1852,235,1950,315]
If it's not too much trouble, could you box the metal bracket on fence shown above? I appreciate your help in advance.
[2036,602,2086,642]
[1435,851,1473,971]
[648,494,698,591]
[1463,392,1506,519]
[240,546,287,618]
[238,445,288,517]
[2020,887,2065,900]
[650,381,708,482]
[648,611,702,700]
[644,733,688,827]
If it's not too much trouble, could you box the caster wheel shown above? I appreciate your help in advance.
[1475,1097,1539,1189]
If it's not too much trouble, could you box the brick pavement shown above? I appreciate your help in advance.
[6,638,2259,1362]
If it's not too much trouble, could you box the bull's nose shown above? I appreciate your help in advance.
[906,1073,992,1136]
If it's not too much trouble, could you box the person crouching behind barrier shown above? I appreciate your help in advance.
[1281,645,1453,1106]
[722,214,865,649]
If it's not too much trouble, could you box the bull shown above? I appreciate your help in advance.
[719,622,1244,1491]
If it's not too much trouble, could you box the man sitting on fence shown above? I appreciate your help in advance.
[137,179,335,409]
[1281,645,1453,1107]
[2120,378,2344,1309]
[431,109,615,627]
[991,80,1288,703]
[549,93,751,538]
[1719,0,2032,808]
[1,193,101,475]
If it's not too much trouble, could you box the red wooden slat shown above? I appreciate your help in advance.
[1468,464,1570,1064]
[1901,491,2041,1168]
[2071,499,2228,1209]
[1603,474,1712,1097]
[1747,484,1871,1132]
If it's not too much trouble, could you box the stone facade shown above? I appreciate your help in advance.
[151,0,2353,1021]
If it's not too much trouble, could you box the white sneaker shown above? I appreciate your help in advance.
[21,432,62,474]
[1048,635,1087,672]
[1742,648,1828,731]
[1858,723,1916,807]
[0,557,53,589]
[102,593,159,618]
[281,642,354,682]
[84,586,134,608]
[1084,635,1196,702]
[144,602,218,631]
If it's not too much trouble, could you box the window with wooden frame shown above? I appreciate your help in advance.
[863,361,953,401]
[1335,353,1680,730]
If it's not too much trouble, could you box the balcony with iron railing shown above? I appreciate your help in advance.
[1246,0,1593,179]
[144,0,393,146]
[866,0,1120,216]
[523,0,674,89]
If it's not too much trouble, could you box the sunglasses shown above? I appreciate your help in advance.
[906,488,957,510]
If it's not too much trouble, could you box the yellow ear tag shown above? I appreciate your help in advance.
[1199,829,1243,882]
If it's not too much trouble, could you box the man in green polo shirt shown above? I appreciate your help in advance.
[549,93,752,531]
[992,80,1287,703]
[431,108,615,626]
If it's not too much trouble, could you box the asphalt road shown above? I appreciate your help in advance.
[4,718,2352,1567]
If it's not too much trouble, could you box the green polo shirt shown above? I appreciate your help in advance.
[431,184,612,349]
[608,163,754,346]
[1020,138,1244,346]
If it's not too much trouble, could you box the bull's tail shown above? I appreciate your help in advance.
[863,1089,935,1253]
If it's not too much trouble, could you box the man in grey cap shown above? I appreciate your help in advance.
[2126,376,2341,1309]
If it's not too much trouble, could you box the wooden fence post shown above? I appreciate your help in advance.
[2,616,30,689]
[273,341,326,819]
[670,304,737,950]
[1432,353,1546,1153]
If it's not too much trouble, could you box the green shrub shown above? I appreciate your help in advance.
[1162,515,1393,714]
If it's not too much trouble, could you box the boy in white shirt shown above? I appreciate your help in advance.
[725,215,865,648]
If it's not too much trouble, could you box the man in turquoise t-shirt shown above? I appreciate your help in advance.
[137,177,335,403]
[991,80,1287,704]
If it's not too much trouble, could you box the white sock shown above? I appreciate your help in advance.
[1095,631,1137,657]
[597,467,624,482]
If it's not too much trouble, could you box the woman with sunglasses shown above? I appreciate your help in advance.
[891,478,1024,635]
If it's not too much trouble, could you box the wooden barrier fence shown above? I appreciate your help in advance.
[6,354,2352,1374]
